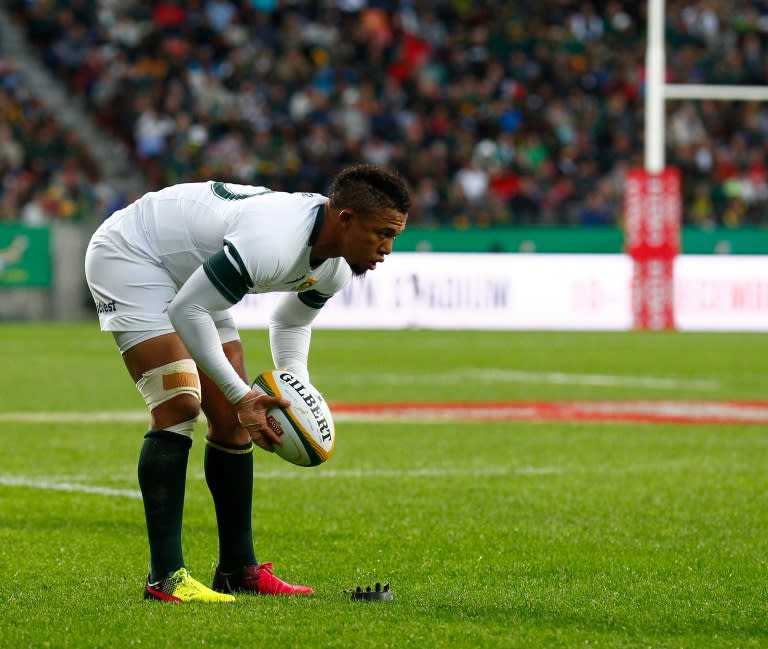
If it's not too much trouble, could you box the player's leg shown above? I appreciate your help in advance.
[200,323,312,596]
[198,337,258,573]
[122,333,199,583]
[121,333,234,603]
[86,233,232,602]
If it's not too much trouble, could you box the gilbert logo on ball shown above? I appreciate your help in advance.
[252,370,335,467]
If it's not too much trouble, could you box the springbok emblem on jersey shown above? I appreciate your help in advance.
[293,278,318,292]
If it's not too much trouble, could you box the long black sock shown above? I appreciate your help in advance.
[204,437,257,572]
[137,429,192,580]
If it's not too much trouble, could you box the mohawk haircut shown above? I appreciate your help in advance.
[327,164,411,216]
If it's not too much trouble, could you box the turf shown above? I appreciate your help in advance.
[0,324,765,648]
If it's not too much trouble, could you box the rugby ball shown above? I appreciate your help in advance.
[252,370,335,467]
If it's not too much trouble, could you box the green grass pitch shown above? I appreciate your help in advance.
[0,324,766,648]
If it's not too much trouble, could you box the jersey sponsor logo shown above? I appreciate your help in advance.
[95,300,117,314]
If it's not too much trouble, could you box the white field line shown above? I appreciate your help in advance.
[0,475,142,499]
[0,411,149,423]
[317,369,720,391]
[190,466,561,480]
[0,465,547,499]
[565,400,768,420]
[0,458,704,500]
[0,409,530,423]
[3,400,767,424]
[336,401,768,424]
[0,398,735,425]
[0,410,473,423]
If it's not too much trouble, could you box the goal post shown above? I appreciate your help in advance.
[626,0,768,330]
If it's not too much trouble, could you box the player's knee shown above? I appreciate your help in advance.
[207,412,250,445]
[161,393,202,422]
[136,360,202,436]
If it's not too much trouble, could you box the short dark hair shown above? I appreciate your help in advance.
[328,164,411,215]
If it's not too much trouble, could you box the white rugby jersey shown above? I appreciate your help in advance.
[99,181,351,306]
[92,181,352,403]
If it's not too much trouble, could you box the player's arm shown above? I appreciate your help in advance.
[167,263,251,402]
[268,290,331,382]
[167,250,288,449]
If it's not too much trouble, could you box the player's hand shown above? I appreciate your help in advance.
[235,390,290,452]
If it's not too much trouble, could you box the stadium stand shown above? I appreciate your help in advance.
[0,52,101,224]
[4,0,768,227]
[0,8,142,225]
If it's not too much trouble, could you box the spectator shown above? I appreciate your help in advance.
[0,123,24,173]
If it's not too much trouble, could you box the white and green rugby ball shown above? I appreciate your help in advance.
[252,370,335,467]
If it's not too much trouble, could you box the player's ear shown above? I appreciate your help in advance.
[337,209,354,226]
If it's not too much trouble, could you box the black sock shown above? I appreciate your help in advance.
[204,436,257,572]
[137,429,192,580]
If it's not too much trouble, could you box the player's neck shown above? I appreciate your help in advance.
[309,205,342,267]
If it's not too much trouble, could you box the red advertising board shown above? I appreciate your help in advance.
[624,168,681,330]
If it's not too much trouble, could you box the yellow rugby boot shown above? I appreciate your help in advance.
[144,567,236,603]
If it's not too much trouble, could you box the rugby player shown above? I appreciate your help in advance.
[84,164,410,603]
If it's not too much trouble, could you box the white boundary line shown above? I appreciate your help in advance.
[0,475,142,499]
[0,459,702,500]
[0,411,149,423]
[316,369,720,391]
[0,465,545,499]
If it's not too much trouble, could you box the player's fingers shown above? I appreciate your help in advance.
[248,428,274,453]
[246,412,284,445]
[237,411,277,446]
[259,420,283,446]
[258,395,291,409]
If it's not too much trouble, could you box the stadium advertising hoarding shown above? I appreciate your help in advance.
[0,224,51,288]
[231,253,768,332]
[675,255,768,331]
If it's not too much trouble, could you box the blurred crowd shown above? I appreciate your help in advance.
[3,0,768,228]
[0,52,124,225]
